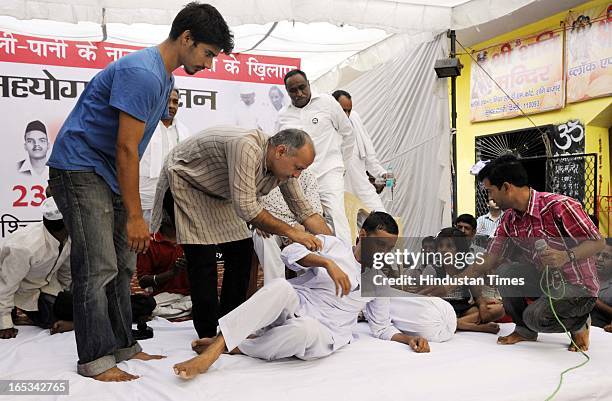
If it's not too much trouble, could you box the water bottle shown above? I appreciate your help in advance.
[385,166,395,190]
[384,166,395,212]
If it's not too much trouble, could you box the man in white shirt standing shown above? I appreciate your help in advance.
[476,199,504,239]
[332,90,390,212]
[173,212,429,379]
[0,197,71,339]
[276,70,354,244]
[254,168,327,284]
[140,88,191,225]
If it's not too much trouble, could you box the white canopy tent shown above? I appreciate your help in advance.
[0,0,585,234]
[0,0,586,82]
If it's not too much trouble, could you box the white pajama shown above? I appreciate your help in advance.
[252,231,285,285]
[218,235,399,361]
[389,296,457,343]
[361,272,456,343]
[318,169,351,245]
[218,279,335,360]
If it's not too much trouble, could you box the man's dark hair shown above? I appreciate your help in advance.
[477,154,529,189]
[284,69,308,85]
[362,212,399,235]
[605,237,612,247]
[435,227,470,253]
[422,236,435,246]
[169,2,234,54]
[455,214,477,230]
[332,90,351,101]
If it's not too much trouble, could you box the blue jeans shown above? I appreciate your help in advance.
[49,169,141,377]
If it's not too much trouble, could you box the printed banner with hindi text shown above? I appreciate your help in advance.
[0,31,300,242]
[470,29,564,122]
[566,3,612,103]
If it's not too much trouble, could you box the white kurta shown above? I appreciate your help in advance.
[344,111,387,212]
[254,169,324,284]
[275,94,354,244]
[234,102,265,132]
[218,235,399,360]
[0,223,71,329]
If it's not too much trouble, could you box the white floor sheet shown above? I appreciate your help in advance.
[1,319,611,401]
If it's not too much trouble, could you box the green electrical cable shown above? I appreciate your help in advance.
[539,266,591,401]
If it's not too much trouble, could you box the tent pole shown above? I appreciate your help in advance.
[448,29,458,223]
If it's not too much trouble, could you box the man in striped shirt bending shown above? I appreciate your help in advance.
[421,155,603,352]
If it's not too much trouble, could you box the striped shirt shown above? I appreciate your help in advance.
[488,189,601,295]
[150,126,315,245]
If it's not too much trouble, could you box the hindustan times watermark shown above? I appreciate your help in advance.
[359,236,599,298]
[370,273,524,287]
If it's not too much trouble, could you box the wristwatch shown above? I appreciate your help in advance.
[566,250,577,264]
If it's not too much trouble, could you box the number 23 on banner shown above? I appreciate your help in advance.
[13,185,46,207]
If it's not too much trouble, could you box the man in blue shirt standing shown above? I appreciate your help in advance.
[47,2,234,382]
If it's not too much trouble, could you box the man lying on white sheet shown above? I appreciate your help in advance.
[173,212,430,379]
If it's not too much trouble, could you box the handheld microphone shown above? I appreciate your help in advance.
[534,239,564,287]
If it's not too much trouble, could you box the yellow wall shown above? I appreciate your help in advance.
[455,0,612,234]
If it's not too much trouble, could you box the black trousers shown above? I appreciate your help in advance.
[497,262,596,339]
[183,238,254,338]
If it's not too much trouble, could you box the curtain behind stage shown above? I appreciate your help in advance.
[342,33,451,236]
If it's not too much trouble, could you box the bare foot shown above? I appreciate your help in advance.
[50,320,74,335]
[92,366,139,382]
[129,351,166,361]
[173,355,216,379]
[604,324,612,333]
[174,335,227,380]
[497,331,536,345]
[191,338,216,354]
[192,338,241,355]
[569,325,590,352]
[456,321,500,334]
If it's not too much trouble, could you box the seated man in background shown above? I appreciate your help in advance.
[173,212,429,379]
[456,213,501,304]
[476,199,503,243]
[454,214,479,247]
[434,228,504,334]
[253,168,326,285]
[137,211,191,319]
[0,197,72,338]
[593,238,612,330]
